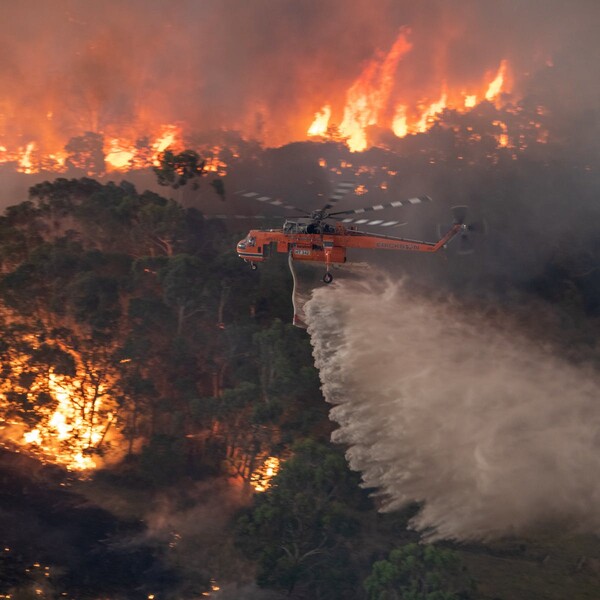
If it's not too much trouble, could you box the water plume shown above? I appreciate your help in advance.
[305,276,600,541]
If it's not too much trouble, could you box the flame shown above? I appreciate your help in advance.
[105,138,136,171]
[493,120,509,147]
[1,340,121,471]
[464,94,477,108]
[415,92,448,133]
[203,146,229,175]
[0,121,185,176]
[308,105,331,136]
[17,142,36,174]
[304,28,512,150]
[250,456,280,492]
[392,104,408,137]
[339,31,412,151]
[152,124,181,160]
[20,372,116,470]
[0,24,527,172]
[485,60,508,101]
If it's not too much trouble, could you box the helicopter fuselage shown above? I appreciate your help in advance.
[236,221,463,270]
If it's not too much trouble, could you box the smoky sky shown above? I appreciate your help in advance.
[305,276,600,541]
[1,0,598,146]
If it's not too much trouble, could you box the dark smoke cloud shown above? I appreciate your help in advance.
[1,0,598,146]
[306,276,600,541]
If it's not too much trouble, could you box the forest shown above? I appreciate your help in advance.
[0,96,599,600]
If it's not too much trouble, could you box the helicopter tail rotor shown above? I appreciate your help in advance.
[438,206,487,255]
[451,204,468,225]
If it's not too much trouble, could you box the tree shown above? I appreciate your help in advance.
[236,439,370,598]
[64,132,106,176]
[158,254,208,335]
[153,148,206,190]
[363,544,475,600]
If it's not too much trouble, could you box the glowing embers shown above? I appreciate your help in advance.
[493,120,510,148]
[250,455,280,492]
[203,146,229,176]
[200,579,221,597]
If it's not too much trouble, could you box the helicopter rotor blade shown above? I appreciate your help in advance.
[438,206,487,254]
[321,181,356,211]
[234,190,310,215]
[457,233,475,255]
[333,216,407,228]
[467,219,488,234]
[329,195,432,217]
[451,205,468,224]
[209,214,302,221]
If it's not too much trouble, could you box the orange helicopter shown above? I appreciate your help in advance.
[234,182,480,284]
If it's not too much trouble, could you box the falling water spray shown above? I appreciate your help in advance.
[305,276,600,541]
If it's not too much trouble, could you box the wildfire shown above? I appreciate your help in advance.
[104,138,136,171]
[464,95,477,108]
[392,105,408,137]
[0,341,121,471]
[305,30,513,151]
[17,142,37,174]
[0,25,544,174]
[0,122,185,177]
[415,92,448,133]
[203,146,229,176]
[485,60,508,102]
[250,456,280,492]
[29,374,108,469]
[19,371,116,471]
[308,105,332,137]
[338,31,413,151]
[493,120,510,147]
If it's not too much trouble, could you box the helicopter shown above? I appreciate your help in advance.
[234,182,482,284]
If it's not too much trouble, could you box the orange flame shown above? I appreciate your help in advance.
[485,59,508,102]
[1,339,121,471]
[415,91,448,133]
[339,31,413,151]
[19,370,117,471]
[250,456,280,492]
[308,105,331,136]
[304,27,512,150]
[17,142,37,174]
[464,94,477,108]
[105,138,136,171]
[0,28,519,173]
[493,120,510,147]
[392,104,408,137]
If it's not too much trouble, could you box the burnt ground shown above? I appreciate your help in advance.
[0,447,181,599]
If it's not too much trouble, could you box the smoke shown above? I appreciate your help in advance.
[305,275,600,541]
[1,0,598,147]
[131,478,260,592]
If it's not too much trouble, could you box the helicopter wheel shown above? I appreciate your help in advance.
[323,272,333,284]
[250,263,258,271]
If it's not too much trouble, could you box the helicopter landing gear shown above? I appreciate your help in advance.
[323,272,333,284]
[250,263,258,271]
